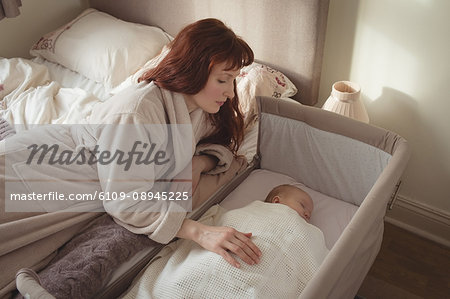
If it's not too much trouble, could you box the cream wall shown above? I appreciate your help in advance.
[319,0,450,242]
[0,0,88,58]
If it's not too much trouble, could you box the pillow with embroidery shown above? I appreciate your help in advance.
[236,63,298,129]
[29,8,171,90]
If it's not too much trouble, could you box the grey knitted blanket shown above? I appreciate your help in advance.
[26,215,156,299]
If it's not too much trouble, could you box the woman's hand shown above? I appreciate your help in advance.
[176,219,262,268]
[196,224,262,268]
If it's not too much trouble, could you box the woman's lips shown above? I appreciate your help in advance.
[216,101,225,106]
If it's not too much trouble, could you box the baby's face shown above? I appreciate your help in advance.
[276,188,313,222]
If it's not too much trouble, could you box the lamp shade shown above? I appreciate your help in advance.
[322,81,369,123]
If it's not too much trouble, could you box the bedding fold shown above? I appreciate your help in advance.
[0,58,102,129]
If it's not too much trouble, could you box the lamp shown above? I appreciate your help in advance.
[322,81,369,123]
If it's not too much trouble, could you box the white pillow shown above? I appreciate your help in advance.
[236,63,298,129]
[109,45,171,95]
[29,8,171,90]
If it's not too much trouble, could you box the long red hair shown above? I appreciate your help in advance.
[138,18,254,153]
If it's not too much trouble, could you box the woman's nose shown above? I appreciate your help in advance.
[224,83,235,99]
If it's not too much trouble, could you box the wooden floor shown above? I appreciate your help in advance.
[357,222,450,299]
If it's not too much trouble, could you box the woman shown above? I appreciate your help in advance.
[89,18,261,268]
[0,18,260,294]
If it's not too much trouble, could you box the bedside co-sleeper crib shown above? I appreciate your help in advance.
[255,96,410,298]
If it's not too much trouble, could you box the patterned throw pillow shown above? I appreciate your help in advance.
[236,63,298,129]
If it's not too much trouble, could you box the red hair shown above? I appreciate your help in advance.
[139,18,254,153]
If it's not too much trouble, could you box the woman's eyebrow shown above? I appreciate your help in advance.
[220,68,239,74]
[221,72,235,77]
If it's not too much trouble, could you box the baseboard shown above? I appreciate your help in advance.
[385,195,450,248]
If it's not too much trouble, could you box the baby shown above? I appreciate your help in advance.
[264,184,313,221]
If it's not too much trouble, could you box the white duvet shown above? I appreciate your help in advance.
[123,201,329,299]
[0,58,101,129]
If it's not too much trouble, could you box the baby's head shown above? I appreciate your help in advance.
[265,184,313,221]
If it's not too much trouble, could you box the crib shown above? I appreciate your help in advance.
[0,1,410,298]
[253,96,409,298]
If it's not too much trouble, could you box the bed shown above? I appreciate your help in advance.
[0,0,410,298]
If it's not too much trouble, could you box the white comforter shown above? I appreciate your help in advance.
[124,201,329,299]
[0,58,102,129]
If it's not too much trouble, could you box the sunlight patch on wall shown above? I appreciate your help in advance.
[350,25,418,103]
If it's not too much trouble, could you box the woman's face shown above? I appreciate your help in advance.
[184,62,240,113]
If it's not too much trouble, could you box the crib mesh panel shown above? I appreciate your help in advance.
[258,113,391,206]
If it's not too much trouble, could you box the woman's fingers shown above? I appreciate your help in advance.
[225,237,260,265]
[193,223,262,268]
[235,232,262,260]
[219,249,241,268]
[220,231,261,267]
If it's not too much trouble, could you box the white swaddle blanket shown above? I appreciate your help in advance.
[123,201,329,299]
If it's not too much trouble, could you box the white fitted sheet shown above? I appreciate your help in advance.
[219,169,359,249]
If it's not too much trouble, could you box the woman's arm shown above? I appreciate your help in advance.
[176,218,262,268]
[191,154,218,193]
[171,154,217,196]
[194,143,234,175]
[193,154,218,172]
